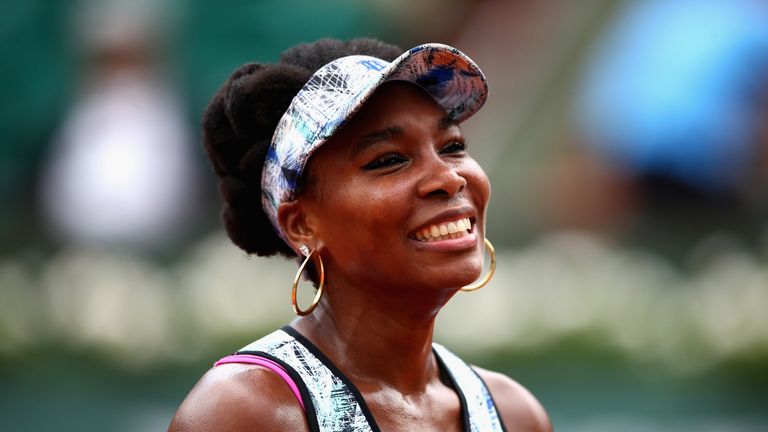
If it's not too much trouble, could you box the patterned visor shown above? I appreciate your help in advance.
[261,43,488,239]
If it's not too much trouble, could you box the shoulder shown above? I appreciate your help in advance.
[474,366,553,432]
[168,363,307,432]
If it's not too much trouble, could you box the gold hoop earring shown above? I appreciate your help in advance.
[291,248,325,316]
[461,238,496,292]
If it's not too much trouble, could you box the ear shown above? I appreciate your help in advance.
[277,200,316,254]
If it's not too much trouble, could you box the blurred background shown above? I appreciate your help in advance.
[1,0,767,430]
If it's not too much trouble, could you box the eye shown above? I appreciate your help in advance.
[362,153,409,170]
[440,139,467,154]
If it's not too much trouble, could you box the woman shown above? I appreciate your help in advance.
[169,38,551,432]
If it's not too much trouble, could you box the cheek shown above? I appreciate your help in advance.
[354,179,412,228]
[314,176,410,241]
[465,160,491,204]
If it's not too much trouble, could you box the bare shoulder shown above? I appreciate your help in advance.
[474,366,553,432]
[167,363,307,432]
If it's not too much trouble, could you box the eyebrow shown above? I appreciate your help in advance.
[438,115,459,130]
[358,126,403,149]
[352,115,459,155]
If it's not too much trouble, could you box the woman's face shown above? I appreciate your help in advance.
[296,81,491,294]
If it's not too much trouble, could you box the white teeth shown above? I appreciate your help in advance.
[414,217,472,241]
[430,225,440,238]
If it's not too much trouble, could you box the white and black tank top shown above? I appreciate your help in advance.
[235,326,507,432]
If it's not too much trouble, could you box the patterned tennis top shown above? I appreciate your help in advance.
[223,326,507,432]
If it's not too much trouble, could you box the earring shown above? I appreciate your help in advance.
[291,247,325,316]
[461,238,496,292]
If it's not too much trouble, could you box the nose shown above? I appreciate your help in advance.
[417,157,467,198]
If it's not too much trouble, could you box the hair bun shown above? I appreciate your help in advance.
[218,176,253,209]
[224,63,309,140]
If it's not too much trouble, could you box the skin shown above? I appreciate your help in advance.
[169,82,552,432]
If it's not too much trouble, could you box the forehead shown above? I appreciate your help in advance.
[330,81,453,143]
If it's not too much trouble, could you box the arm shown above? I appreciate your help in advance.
[168,363,308,432]
[475,367,553,432]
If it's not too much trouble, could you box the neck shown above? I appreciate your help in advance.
[292,278,457,395]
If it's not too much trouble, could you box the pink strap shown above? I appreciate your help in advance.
[214,354,305,410]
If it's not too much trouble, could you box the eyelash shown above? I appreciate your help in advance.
[441,139,467,154]
[361,139,468,171]
[362,153,408,170]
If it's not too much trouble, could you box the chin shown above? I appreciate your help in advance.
[430,265,484,290]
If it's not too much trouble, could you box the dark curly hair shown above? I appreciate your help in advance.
[202,38,402,262]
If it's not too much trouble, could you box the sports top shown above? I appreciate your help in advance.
[215,326,507,432]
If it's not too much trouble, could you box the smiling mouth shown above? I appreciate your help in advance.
[410,217,473,242]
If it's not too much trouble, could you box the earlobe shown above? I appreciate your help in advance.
[278,200,315,253]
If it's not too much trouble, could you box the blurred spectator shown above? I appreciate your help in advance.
[546,0,768,254]
[39,0,202,253]
[577,0,768,193]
